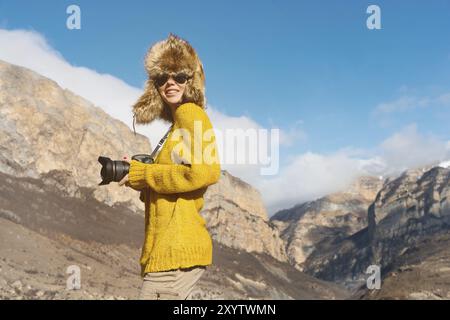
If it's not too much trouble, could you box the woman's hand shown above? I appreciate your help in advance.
[118,155,131,187]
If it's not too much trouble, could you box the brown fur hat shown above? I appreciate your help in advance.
[132,33,206,124]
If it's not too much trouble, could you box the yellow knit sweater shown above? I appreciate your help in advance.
[128,103,221,276]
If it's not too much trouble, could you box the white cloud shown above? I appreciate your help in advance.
[0,28,293,198]
[259,151,363,213]
[0,28,174,147]
[373,93,450,116]
[1,28,449,217]
[278,123,307,146]
[373,96,430,115]
[260,122,450,213]
[0,28,299,153]
[378,123,450,174]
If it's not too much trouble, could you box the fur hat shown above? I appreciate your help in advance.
[132,33,206,124]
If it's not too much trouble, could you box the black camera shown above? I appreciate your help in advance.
[98,154,153,186]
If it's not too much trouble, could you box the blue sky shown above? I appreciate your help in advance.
[2,0,449,153]
[1,0,450,212]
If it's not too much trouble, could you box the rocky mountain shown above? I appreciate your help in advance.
[202,171,287,262]
[303,166,450,298]
[270,160,450,299]
[355,231,450,300]
[271,176,384,270]
[0,60,347,299]
[3,59,449,300]
[0,170,347,300]
[0,59,151,213]
[0,60,289,262]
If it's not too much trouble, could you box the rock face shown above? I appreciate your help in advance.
[5,59,449,299]
[368,166,450,268]
[0,60,301,300]
[270,176,384,270]
[0,59,151,213]
[303,166,450,294]
[0,170,348,300]
[202,171,288,262]
[0,60,285,263]
[354,231,450,300]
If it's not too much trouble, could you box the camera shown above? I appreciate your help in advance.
[97,154,153,186]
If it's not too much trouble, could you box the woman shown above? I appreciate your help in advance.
[118,33,221,300]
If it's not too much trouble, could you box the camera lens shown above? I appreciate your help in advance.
[98,156,130,185]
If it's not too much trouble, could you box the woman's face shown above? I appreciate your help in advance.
[157,75,187,109]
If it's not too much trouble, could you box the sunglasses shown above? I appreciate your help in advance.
[153,73,192,87]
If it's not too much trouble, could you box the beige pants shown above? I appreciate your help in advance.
[138,266,206,300]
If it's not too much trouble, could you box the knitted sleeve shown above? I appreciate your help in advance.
[127,103,221,194]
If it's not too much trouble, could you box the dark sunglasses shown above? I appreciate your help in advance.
[153,73,191,87]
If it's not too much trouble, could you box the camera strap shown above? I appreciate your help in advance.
[149,125,173,163]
